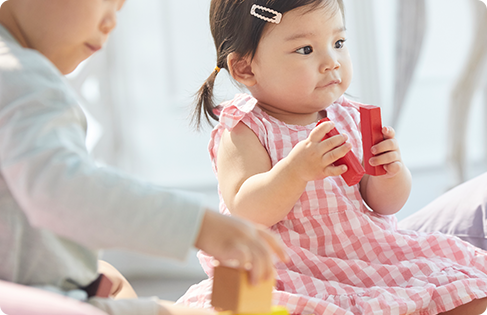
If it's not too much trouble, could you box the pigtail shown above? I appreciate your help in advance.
[192,68,220,130]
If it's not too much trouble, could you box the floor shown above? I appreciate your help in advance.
[124,162,487,312]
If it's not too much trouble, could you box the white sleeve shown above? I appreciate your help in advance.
[0,51,205,260]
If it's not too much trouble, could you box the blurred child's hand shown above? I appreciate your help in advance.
[98,260,138,299]
[368,126,404,178]
[194,209,289,285]
[286,120,352,183]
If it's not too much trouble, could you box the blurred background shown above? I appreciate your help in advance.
[64,0,487,302]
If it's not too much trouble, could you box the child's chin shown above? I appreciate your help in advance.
[62,59,86,75]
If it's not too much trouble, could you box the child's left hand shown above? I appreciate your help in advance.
[360,126,411,215]
[367,126,404,178]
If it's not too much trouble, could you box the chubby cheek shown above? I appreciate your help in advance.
[339,54,353,91]
[276,76,315,103]
[279,66,316,91]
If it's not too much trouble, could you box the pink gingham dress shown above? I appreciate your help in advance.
[177,94,487,315]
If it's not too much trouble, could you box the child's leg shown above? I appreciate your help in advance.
[439,297,487,315]
[98,260,138,299]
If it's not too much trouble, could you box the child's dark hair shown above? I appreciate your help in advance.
[192,0,345,129]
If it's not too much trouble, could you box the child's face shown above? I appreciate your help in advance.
[249,4,352,123]
[10,0,125,74]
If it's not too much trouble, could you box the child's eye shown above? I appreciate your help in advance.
[335,39,346,49]
[296,46,313,55]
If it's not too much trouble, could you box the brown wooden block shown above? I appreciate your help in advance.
[211,265,274,314]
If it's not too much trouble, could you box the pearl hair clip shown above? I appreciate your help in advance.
[250,4,282,24]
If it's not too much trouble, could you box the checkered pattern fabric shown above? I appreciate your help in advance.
[177,94,487,315]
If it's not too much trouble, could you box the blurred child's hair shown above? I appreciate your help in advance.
[193,0,345,129]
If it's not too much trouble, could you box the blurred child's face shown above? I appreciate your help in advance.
[248,4,352,124]
[7,0,125,74]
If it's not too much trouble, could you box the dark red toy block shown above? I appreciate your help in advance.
[360,105,386,176]
[81,273,113,298]
[317,118,365,186]
[95,274,113,298]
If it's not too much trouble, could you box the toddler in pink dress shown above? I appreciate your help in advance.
[178,1,487,314]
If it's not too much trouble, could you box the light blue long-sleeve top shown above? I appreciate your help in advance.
[0,24,205,311]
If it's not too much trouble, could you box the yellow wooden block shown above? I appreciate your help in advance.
[217,305,289,315]
[211,265,275,314]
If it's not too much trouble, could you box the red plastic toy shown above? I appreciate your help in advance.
[317,118,365,186]
[360,105,387,176]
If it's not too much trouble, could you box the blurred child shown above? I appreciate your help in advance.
[177,0,487,314]
[0,0,287,314]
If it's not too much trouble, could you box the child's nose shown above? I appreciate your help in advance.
[100,10,118,35]
[319,52,340,73]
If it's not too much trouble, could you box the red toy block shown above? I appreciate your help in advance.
[360,105,386,176]
[317,118,365,186]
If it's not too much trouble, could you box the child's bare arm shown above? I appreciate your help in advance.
[360,126,412,215]
[217,121,351,227]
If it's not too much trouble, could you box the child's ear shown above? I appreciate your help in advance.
[227,52,257,87]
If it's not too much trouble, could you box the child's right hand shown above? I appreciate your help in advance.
[286,120,352,183]
[194,209,289,285]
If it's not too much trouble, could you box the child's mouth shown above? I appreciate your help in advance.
[85,43,102,53]
[317,79,341,89]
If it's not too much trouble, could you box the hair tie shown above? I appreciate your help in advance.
[214,66,221,73]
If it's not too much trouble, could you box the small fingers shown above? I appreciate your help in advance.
[383,161,402,176]
[220,243,252,270]
[220,231,279,285]
[309,120,336,142]
[369,150,401,167]
[324,164,348,177]
[247,249,265,286]
[382,126,395,139]
[321,133,349,150]
[322,141,351,165]
[258,229,289,264]
[246,239,273,286]
[371,138,399,155]
[369,153,403,178]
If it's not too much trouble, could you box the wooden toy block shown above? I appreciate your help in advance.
[317,118,365,186]
[211,265,274,314]
[360,105,387,176]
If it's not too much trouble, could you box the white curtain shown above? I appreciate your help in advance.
[447,0,487,185]
[392,0,426,128]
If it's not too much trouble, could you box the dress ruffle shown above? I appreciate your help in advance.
[215,93,258,131]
